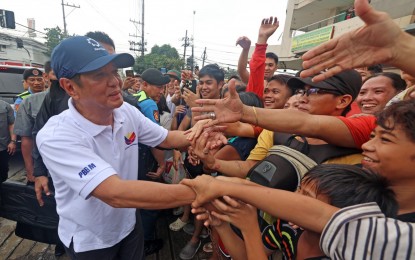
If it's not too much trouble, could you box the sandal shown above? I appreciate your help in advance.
[203,242,213,253]
[169,218,188,231]
[173,206,184,216]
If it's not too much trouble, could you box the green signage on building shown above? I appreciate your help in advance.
[291,25,334,53]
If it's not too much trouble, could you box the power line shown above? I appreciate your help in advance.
[15,22,47,36]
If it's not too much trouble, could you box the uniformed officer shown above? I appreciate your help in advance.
[14,68,45,114]
[134,68,170,123]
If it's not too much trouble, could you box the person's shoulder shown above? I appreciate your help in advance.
[140,98,157,107]
[41,110,73,131]
[28,90,48,100]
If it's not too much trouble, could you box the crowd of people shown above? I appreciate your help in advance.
[1,0,415,259]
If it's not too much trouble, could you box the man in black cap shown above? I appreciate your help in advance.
[14,68,45,114]
[192,69,364,179]
[13,68,46,185]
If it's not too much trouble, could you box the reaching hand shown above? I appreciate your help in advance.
[35,176,51,207]
[173,149,183,170]
[122,77,136,90]
[187,146,201,166]
[210,196,258,232]
[192,204,225,228]
[185,119,212,141]
[236,36,252,50]
[181,175,220,207]
[182,85,201,108]
[146,165,165,180]
[7,142,16,155]
[301,0,403,82]
[258,16,279,43]
[192,79,244,124]
[190,132,218,169]
[173,105,186,117]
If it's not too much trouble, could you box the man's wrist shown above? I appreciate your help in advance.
[34,172,48,177]
[241,105,253,124]
[393,32,415,75]
[10,139,17,144]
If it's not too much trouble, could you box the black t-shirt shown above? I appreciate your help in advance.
[397,212,415,222]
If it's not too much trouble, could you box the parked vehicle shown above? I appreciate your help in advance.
[0,65,43,106]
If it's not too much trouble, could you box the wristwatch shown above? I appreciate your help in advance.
[10,139,17,144]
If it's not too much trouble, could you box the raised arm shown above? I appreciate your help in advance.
[245,17,280,98]
[193,81,359,148]
[236,36,251,84]
[182,175,337,234]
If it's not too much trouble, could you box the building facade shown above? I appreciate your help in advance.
[0,31,48,68]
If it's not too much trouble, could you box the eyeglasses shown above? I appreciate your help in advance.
[295,88,341,97]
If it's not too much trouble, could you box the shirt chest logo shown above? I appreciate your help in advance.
[124,132,136,145]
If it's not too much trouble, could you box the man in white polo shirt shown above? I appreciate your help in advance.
[36,36,201,259]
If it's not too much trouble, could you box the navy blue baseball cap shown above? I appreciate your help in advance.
[51,36,135,80]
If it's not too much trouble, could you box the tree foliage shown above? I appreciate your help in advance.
[44,26,66,57]
[133,44,184,74]
[224,68,239,79]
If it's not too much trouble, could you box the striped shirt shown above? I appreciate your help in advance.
[320,203,414,259]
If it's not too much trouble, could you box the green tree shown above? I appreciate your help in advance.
[133,44,184,73]
[44,26,66,57]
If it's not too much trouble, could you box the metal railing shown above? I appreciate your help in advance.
[292,10,355,37]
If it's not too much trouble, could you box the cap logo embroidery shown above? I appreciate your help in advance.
[32,70,40,76]
[86,38,105,51]
[87,38,100,47]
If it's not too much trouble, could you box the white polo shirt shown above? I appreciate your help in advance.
[37,99,167,252]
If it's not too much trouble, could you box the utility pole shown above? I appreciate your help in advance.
[181,30,190,68]
[191,10,196,72]
[129,0,146,56]
[61,0,80,36]
[191,42,194,72]
[201,47,207,68]
[129,19,141,53]
[140,0,145,57]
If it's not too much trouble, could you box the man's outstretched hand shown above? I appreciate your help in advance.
[301,0,404,82]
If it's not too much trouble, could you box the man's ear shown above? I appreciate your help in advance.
[141,81,148,91]
[336,94,353,110]
[59,78,79,99]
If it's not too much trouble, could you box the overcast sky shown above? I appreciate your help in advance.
[1,0,288,69]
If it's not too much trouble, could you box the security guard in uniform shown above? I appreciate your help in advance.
[134,68,169,123]
[14,68,45,115]
[134,68,170,255]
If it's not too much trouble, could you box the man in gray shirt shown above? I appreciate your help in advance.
[0,100,16,182]
[14,90,47,184]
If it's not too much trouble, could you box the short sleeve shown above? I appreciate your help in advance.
[14,99,34,136]
[247,129,273,161]
[337,116,376,148]
[139,99,160,125]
